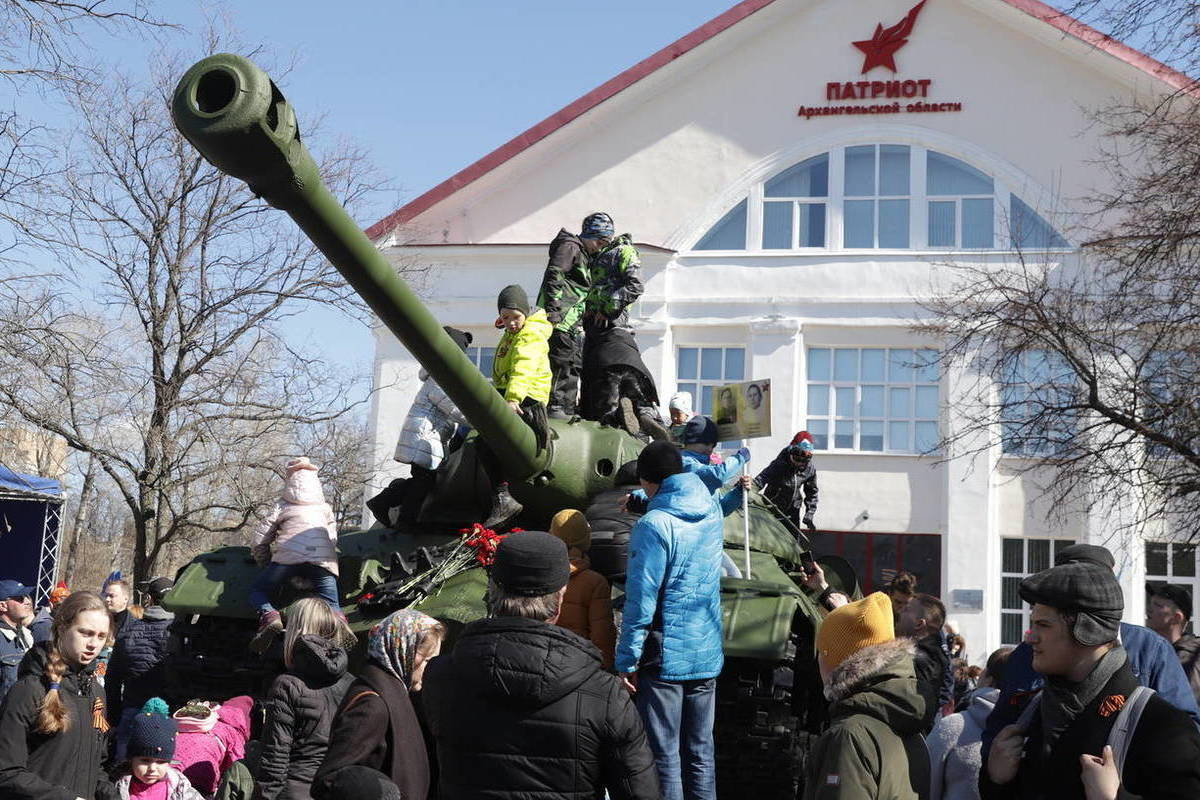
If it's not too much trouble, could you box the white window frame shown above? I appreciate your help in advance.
[1146,541,1199,635]
[1000,537,1076,645]
[468,345,496,380]
[842,144,914,249]
[805,347,940,455]
[675,345,747,418]
[691,144,1072,255]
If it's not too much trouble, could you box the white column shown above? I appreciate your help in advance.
[748,317,801,458]
[941,349,1001,664]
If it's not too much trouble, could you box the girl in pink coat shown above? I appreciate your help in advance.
[172,696,253,797]
[249,458,341,644]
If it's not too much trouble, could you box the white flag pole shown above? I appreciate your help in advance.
[742,463,752,579]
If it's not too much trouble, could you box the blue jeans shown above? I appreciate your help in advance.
[249,562,340,614]
[634,672,717,800]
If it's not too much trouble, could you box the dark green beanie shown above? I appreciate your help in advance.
[497,284,530,315]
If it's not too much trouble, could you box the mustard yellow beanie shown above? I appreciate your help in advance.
[549,509,591,553]
[815,592,895,671]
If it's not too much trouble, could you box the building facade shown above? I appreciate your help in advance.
[365,0,1189,660]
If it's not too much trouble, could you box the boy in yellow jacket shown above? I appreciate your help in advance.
[481,284,553,528]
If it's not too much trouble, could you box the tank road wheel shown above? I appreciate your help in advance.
[715,655,809,799]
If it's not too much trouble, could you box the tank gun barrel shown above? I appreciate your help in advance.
[170,54,543,481]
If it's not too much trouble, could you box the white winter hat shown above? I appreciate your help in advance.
[286,456,318,473]
[669,392,693,414]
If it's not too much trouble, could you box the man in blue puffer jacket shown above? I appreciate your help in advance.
[617,441,724,800]
[981,543,1200,767]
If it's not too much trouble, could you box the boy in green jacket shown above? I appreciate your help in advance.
[480,284,552,528]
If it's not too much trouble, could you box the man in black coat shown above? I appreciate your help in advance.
[107,576,175,762]
[896,591,952,734]
[982,561,1200,799]
[422,531,659,800]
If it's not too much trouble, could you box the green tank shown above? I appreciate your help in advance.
[163,53,859,797]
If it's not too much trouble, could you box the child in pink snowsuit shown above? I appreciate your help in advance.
[249,457,341,637]
[172,696,253,797]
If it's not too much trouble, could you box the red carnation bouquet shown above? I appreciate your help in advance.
[461,523,521,567]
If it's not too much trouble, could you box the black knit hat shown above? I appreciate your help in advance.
[127,699,178,760]
[492,531,570,596]
[497,284,530,315]
[638,441,684,484]
[442,326,473,353]
[314,766,401,800]
[1054,543,1115,570]
[682,415,719,445]
[1019,562,1124,646]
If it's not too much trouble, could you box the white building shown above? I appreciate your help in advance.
[364,0,1191,661]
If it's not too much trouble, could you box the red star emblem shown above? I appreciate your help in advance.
[853,1,926,74]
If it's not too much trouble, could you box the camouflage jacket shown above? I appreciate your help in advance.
[585,233,643,330]
[537,229,590,334]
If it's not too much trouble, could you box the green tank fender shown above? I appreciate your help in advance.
[720,495,806,566]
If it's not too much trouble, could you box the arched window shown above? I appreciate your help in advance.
[690,145,1070,253]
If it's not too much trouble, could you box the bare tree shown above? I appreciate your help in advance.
[919,97,1200,540]
[1062,1,1199,78]
[0,43,390,583]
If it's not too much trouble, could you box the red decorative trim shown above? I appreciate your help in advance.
[999,0,1194,92]
[366,0,1195,241]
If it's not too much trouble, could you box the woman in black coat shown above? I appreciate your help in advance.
[0,591,118,800]
[257,598,356,800]
[313,609,445,800]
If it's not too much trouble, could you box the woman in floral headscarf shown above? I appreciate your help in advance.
[313,609,445,800]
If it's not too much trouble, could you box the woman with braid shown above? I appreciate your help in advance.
[0,591,118,800]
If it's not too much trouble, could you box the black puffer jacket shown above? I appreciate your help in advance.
[0,642,117,800]
[257,635,354,800]
[106,605,174,715]
[422,616,659,800]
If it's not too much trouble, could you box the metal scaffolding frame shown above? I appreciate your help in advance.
[0,482,66,608]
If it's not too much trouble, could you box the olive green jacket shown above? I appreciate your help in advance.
[804,639,931,800]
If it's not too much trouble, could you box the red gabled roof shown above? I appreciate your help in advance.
[366,0,1195,241]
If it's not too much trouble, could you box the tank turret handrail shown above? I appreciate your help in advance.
[171,54,543,481]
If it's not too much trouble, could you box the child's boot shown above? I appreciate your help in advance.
[484,482,523,529]
[250,609,283,654]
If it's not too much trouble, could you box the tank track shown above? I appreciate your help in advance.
[715,654,809,799]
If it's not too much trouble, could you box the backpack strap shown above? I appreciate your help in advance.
[343,689,380,713]
[1014,689,1043,732]
[1107,685,1155,779]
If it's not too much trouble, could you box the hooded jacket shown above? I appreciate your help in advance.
[979,655,1200,800]
[616,471,725,681]
[251,463,339,575]
[257,636,355,800]
[422,616,659,800]
[927,687,997,800]
[394,370,468,471]
[537,229,591,334]
[755,448,819,524]
[492,308,553,405]
[115,766,203,800]
[106,605,174,715]
[804,638,930,800]
[0,641,117,800]
[174,696,253,797]
[556,548,617,670]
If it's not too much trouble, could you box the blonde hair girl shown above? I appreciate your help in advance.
[0,591,115,800]
[282,597,355,669]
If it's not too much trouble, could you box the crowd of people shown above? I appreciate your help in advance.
[3,213,1200,800]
